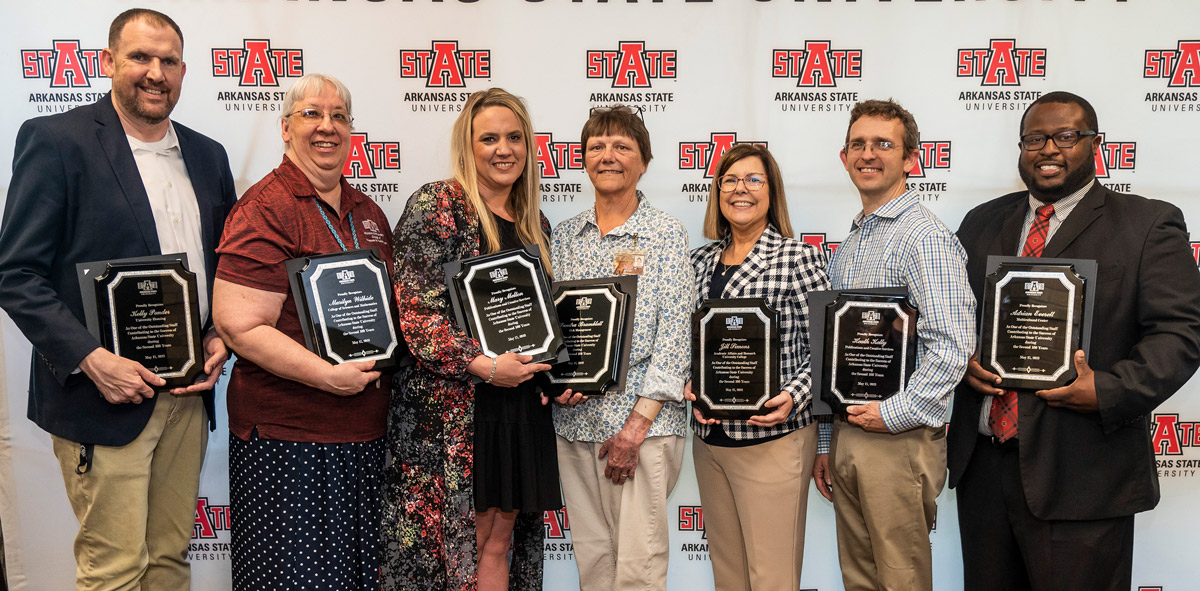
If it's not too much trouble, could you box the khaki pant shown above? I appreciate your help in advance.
[556,434,685,591]
[693,424,818,591]
[52,393,207,591]
[830,420,946,591]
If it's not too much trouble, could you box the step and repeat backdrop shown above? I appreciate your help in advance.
[1,1,1198,590]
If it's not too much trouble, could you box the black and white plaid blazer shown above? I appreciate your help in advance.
[690,224,830,440]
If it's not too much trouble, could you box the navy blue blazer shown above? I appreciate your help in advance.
[0,94,237,446]
[948,183,1200,520]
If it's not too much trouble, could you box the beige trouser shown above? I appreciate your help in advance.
[52,393,207,591]
[556,434,685,591]
[830,419,946,591]
[692,424,818,591]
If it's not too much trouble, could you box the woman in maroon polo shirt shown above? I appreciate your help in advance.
[212,73,391,591]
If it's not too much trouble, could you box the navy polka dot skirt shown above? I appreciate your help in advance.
[230,432,384,591]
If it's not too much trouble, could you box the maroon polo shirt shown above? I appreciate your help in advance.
[216,156,393,443]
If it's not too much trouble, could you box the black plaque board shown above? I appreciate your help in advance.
[810,288,918,413]
[444,245,568,367]
[76,254,203,388]
[545,276,637,397]
[691,298,781,420]
[980,256,1096,390]
[287,247,402,370]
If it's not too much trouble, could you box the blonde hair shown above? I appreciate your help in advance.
[450,88,551,273]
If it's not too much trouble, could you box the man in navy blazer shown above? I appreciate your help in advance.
[0,9,236,590]
[949,91,1200,591]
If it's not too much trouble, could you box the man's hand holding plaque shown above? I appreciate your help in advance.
[808,288,918,415]
[979,256,1096,391]
[77,254,205,391]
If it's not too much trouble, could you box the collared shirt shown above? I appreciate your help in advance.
[126,123,209,322]
[820,191,975,451]
[551,192,693,441]
[977,180,1094,435]
[690,224,830,441]
[216,155,393,443]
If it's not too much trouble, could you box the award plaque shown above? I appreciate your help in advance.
[77,254,203,388]
[980,256,1096,390]
[444,245,568,367]
[691,298,781,420]
[813,289,918,413]
[287,247,402,370]
[545,276,638,397]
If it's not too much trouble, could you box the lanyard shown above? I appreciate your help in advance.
[315,198,359,251]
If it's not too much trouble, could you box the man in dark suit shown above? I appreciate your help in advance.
[949,91,1200,591]
[0,9,236,590]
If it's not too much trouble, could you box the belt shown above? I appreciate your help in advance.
[981,433,1018,451]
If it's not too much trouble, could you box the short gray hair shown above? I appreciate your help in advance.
[281,73,353,124]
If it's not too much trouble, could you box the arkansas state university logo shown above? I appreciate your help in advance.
[543,508,570,539]
[677,505,705,537]
[1144,41,1200,87]
[679,133,766,179]
[908,141,952,178]
[21,41,105,87]
[342,132,401,179]
[535,133,583,179]
[211,40,304,86]
[957,39,1047,86]
[399,41,490,88]
[586,42,677,88]
[771,41,863,87]
[1153,414,1200,455]
[799,233,842,260]
[1094,134,1136,179]
[193,497,231,540]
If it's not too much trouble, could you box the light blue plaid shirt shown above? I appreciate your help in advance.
[823,192,975,444]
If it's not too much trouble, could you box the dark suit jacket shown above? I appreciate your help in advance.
[948,183,1200,520]
[0,94,237,446]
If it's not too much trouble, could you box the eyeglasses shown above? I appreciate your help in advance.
[844,140,899,154]
[718,174,767,192]
[588,105,645,122]
[1019,130,1097,151]
[288,108,354,127]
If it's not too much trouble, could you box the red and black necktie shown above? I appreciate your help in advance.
[989,204,1055,442]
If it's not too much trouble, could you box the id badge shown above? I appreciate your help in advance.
[614,233,647,276]
[614,249,646,276]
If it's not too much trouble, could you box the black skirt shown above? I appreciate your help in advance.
[473,379,563,513]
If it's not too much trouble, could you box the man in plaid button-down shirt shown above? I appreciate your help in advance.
[812,99,975,591]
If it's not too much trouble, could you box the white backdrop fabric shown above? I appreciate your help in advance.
[2,1,1198,590]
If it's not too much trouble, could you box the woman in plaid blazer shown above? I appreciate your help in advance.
[684,144,830,591]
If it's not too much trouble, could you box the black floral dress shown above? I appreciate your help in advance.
[381,180,547,590]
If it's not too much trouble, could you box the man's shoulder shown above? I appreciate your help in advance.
[963,191,1027,222]
[171,120,229,159]
[1101,187,1181,220]
[18,99,104,139]
[894,200,957,240]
